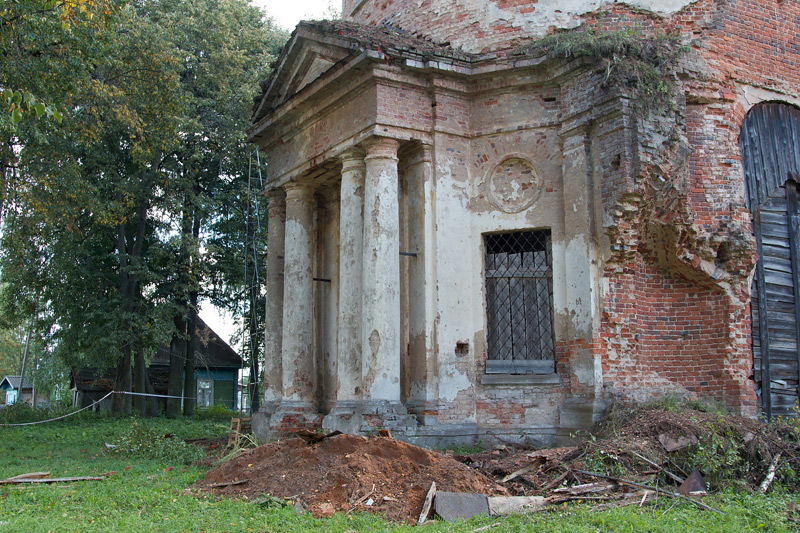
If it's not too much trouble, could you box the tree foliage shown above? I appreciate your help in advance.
[0,0,288,415]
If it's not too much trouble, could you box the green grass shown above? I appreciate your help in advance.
[0,414,798,531]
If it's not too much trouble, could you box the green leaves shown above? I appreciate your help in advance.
[3,86,62,128]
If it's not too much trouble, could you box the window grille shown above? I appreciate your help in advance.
[484,230,555,374]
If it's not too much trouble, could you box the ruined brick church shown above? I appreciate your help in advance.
[249,0,800,445]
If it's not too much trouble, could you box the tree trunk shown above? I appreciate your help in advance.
[183,208,201,417]
[183,310,197,417]
[133,340,147,416]
[144,372,160,416]
[110,344,132,416]
[166,312,186,417]
[111,188,149,417]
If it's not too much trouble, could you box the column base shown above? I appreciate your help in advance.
[251,401,282,443]
[559,396,609,431]
[321,400,364,434]
[322,399,419,434]
[268,400,323,438]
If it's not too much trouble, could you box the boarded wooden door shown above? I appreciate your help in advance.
[740,102,800,418]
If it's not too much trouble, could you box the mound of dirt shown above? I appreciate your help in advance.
[197,406,800,521]
[198,434,506,522]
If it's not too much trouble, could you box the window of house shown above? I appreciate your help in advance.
[484,230,555,374]
[6,389,17,406]
[197,378,214,408]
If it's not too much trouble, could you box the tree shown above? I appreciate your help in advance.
[0,2,184,416]
[142,0,285,415]
[0,0,288,416]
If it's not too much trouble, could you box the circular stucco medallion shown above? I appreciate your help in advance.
[487,156,542,213]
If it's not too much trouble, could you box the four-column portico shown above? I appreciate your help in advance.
[263,137,415,437]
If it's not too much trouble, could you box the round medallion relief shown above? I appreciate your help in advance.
[487,156,542,213]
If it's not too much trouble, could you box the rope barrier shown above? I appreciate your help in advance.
[1,390,197,427]
[1,390,115,427]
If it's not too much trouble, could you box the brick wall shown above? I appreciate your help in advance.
[588,0,798,415]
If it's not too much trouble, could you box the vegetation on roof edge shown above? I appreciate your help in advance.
[522,27,687,115]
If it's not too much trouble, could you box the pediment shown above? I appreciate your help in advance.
[253,26,358,122]
[288,45,341,97]
[251,21,467,128]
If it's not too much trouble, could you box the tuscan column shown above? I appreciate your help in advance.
[275,182,316,419]
[335,148,366,403]
[361,137,402,404]
[262,189,285,415]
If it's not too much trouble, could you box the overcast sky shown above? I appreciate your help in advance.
[254,0,337,31]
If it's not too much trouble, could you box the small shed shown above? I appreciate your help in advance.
[71,316,242,411]
[0,375,48,407]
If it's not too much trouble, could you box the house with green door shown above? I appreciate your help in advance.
[71,316,242,411]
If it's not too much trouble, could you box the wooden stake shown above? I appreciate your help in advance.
[417,482,436,525]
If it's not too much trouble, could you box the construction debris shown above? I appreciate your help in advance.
[196,404,800,522]
[417,482,436,524]
[760,454,782,494]
[678,469,706,496]
[294,429,342,445]
[487,495,548,516]
[433,492,490,521]
[198,433,504,521]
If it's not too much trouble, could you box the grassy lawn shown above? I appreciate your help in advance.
[0,413,797,532]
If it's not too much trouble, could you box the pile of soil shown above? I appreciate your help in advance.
[197,405,800,521]
[198,434,506,522]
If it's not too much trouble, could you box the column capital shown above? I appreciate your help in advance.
[265,189,286,214]
[265,188,286,202]
[363,136,400,163]
[339,147,366,169]
[283,181,315,202]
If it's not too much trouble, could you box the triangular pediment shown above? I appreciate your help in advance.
[251,21,464,126]
[252,24,360,122]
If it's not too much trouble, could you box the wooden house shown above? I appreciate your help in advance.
[70,316,242,411]
[0,375,48,407]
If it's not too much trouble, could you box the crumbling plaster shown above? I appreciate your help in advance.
[251,0,800,441]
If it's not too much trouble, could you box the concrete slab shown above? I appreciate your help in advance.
[433,492,489,521]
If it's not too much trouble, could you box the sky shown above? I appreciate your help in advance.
[254,0,337,31]
[197,1,336,351]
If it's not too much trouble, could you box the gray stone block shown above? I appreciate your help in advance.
[433,492,489,521]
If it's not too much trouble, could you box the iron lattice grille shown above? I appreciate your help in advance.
[485,230,555,374]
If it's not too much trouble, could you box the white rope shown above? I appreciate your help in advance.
[117,391,196,400]
[1,390,115,427]
[1,390,197,427]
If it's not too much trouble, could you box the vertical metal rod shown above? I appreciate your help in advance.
[18,329,31,404]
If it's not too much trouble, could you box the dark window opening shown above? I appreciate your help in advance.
[484,230,555,374]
